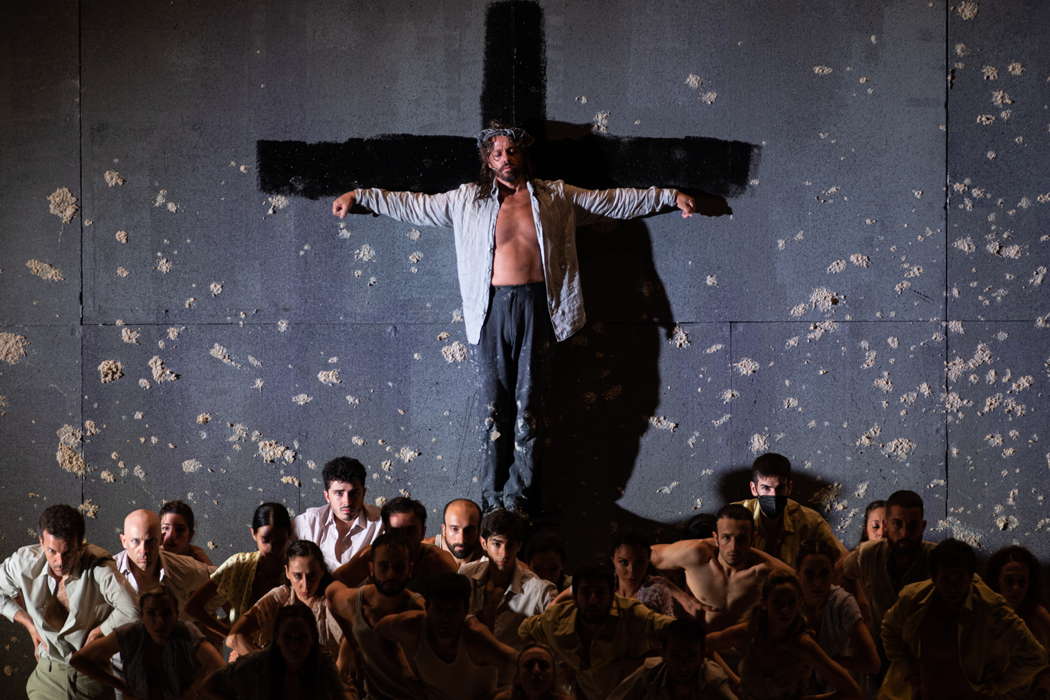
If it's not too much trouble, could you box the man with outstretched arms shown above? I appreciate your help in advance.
[333,124,698,515]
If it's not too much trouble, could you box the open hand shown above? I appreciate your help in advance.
[675,191,697,218]
[332,190,357,218]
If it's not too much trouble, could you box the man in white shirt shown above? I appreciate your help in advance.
[293,456,382,571]
[113,509,211,615]
[459,509,555,649]
[0,504,138,698]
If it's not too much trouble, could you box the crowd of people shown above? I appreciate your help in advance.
[2,452,1048,699]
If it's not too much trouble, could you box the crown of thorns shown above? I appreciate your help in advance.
[477,127,534,149]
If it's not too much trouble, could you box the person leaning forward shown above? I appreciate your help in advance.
[0,504,138,699]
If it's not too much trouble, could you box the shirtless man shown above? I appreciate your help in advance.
[333,496,457,591]
[333,123,697,514]
[424,498,484,563]
[376,572,516,700]
[326,532,426,699]
[650,503,792,631]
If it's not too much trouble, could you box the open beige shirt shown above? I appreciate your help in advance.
[0,543,138,661]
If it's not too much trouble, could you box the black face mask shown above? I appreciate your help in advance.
[758,495,788,519]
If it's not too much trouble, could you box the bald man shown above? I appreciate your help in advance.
[114,509,212,616]
[424,498,484,563]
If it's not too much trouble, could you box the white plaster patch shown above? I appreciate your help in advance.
[25,259,64,281]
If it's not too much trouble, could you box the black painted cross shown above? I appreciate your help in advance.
[257,1,757,200]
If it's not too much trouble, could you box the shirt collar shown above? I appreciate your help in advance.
[116,549,166,582]
[323,505,367,534]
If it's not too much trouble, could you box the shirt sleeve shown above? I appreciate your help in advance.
[96,561,140,635]
[971,602,1048,697]
[563,184,678,226]
[354,187,458,228]
[517,611,546,644]
[241,586,286,639]
[0,550,27,622]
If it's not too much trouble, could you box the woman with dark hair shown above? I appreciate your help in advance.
[986,544,1050,648]
[160,499,213,565]
[203,604,350,699]
[796,540,879,691]
[186,502,293,646]
[857,500,885,547]
[70,586,225,699]
[226,540,346,668]
[492,643,571,700]
[706,572,861,699]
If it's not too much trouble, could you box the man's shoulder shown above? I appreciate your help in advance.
[895,577,934,604]
[80,543,115,569]
[3,543,44,569]
[294,504,329,526]
[732,498,761,518]
[458,558,489,579]
[360,503,381,523]
[160,549,211,577]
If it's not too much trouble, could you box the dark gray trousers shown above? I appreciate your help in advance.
[474,283,553,510]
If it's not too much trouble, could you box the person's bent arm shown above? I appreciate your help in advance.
[12,609,43,659]
[183,640,226,699]
[332,188,457,229]
[69,631,134,697]
[705,623,748,655]
[841,617,880,675]
[95,562,139,634]
[798,635,861,700]
[373,610,424,652]
[226,608,263,658]
[186,580,230,644]
[333,549,371,587]
[650,539,713,572]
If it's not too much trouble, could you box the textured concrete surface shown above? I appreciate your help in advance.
[1,0,1048,688]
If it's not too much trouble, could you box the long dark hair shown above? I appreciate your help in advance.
[265,605,343,698]
[252,502,292,533]
[859,499,886,545]
[986,545,1042,613]
[748,571,809,643]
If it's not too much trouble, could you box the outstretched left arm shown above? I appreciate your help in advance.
[565,185,694,224]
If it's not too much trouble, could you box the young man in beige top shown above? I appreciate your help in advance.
[650,503,793,631]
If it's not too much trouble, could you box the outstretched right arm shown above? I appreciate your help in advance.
[332,188,457,228]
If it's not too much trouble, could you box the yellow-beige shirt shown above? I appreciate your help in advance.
[880,576,1047,699]
[519,594,674,700]
[733,497,846,567]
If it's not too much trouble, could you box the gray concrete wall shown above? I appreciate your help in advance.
[2,0,1048,686]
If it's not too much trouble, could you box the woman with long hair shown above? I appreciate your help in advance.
[203,604,349,699]
[70,586,225,699]
[856,500,886,547]
[226,540,349,673]
[186,502,293,646]
[706,572,861,700]
[985,545,1050,648]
